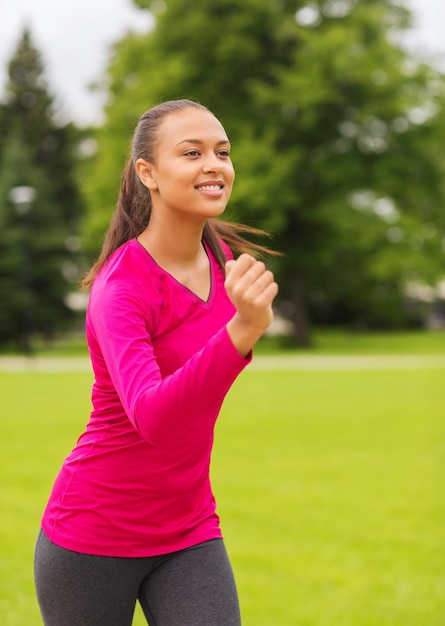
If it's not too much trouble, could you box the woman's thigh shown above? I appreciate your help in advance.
[34,530,151,626]
[139,538,241,626]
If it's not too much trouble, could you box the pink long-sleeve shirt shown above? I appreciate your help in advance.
[41,238,251,557]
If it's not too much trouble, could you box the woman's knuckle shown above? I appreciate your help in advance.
[264,269,273,281]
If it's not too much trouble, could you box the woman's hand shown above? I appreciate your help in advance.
[225,253,279,357]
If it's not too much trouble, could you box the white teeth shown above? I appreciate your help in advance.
[198,185,221,191]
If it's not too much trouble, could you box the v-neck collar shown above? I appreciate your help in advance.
[133,238,215,305]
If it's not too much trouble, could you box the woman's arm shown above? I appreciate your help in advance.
[90,286,250,447]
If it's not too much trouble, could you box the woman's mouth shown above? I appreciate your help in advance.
[195,184,223,191]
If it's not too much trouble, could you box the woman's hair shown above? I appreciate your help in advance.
[82,99,277,289]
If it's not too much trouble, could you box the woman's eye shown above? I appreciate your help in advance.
[218,150,230,158]
[184,150,200,157]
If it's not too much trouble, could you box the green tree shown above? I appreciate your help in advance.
[83,0,445,344]
[0,28,84,349]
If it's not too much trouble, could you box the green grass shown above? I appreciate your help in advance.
[257,327,445,355]
[1,355,444,624]
[214,369,445,625]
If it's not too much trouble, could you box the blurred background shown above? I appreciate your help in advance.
[1,0,444,351]
[1,5,444,624]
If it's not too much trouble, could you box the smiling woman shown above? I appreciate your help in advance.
[136,108,234,223]
[34,98,279,626]
[83,100,277,289]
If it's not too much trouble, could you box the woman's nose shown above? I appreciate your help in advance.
[202,153,222,173]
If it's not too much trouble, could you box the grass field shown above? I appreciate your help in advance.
[1,331,444,625]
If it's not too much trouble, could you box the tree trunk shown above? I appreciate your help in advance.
[289,273,311,347]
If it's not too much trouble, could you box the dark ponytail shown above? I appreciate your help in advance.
[83,99,279,289]
[82,160,152,288]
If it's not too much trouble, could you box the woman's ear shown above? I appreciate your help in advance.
[135,158,158,190]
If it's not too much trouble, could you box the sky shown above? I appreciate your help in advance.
[0,0,444,126]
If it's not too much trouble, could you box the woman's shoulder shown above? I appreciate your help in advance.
[88,240,163,329]
[92,239,163,302]
[97,240,157,279]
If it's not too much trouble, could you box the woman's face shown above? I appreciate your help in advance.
[136,108,235,222]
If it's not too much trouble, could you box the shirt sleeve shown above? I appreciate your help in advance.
[89,282,251,447]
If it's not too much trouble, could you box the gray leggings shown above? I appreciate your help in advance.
[34,530,241,626]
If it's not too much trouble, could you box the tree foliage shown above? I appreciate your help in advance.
[0,29,84,348]
[83,0,445,343]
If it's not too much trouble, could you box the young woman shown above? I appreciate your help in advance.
[34,99,279,626]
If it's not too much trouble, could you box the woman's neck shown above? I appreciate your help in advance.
[138,218,205,265]
[138,219,211,300]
